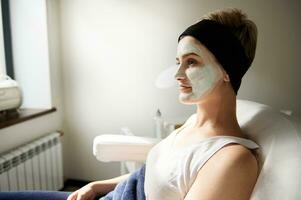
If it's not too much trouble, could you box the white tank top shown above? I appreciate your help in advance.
[144,129,260,200]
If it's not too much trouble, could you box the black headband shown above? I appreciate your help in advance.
[178,19,250,94]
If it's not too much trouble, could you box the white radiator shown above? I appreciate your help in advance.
[0,132,63,191]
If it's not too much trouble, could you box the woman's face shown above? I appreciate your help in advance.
[175,36,224,104]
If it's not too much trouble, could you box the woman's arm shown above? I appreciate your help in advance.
[91,173,131,195]
[67,173,130,200]
[184,144,258,200]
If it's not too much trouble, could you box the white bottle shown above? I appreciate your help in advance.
[154,109,164,139]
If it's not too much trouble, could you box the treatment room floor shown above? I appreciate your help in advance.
[61,179,89,191]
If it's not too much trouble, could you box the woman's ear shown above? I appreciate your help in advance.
[223,74,230,82]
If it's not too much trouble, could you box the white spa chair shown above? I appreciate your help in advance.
[93,99,301,200]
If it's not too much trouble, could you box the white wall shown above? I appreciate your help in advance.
[59,0,301,181]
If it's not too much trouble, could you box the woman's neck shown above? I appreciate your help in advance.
[192,89,243,137]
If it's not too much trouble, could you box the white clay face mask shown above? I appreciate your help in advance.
[175,37,223,103]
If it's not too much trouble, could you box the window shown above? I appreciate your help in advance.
[0,0,56,128]
[6,0,52,108]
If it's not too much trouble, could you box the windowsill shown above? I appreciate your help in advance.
[0,107,56,129]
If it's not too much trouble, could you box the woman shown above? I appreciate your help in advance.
[0,8,259,200]
[143,8,259,200]
[69,8,260,200]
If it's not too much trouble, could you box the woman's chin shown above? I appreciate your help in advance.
[179,93,198,105]
[178,92,208,105]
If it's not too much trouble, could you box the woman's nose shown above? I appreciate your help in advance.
[174,66,186,80]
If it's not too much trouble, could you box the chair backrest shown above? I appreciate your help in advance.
[236,99,301,200]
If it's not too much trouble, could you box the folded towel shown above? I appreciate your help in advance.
[101,164,146,200]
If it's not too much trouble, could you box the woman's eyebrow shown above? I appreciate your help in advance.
[176,52,200,61]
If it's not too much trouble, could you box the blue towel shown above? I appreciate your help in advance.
[101,164,146,200]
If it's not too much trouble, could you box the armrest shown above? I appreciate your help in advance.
[93,134,160,162]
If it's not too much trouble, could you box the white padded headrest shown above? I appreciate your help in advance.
[93,134,159,162]
[236,99,301,200]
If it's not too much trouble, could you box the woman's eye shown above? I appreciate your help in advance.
[187,59,196,66]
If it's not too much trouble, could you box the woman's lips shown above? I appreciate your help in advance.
[179,85,192,92]
[179,83,191,87]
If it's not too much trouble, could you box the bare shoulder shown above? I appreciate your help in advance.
[184,144,258,200]
[218,143,259,169]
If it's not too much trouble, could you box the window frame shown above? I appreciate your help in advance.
[1,0,14,79]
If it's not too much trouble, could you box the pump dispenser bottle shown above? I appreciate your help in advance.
[154,109,164,139]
